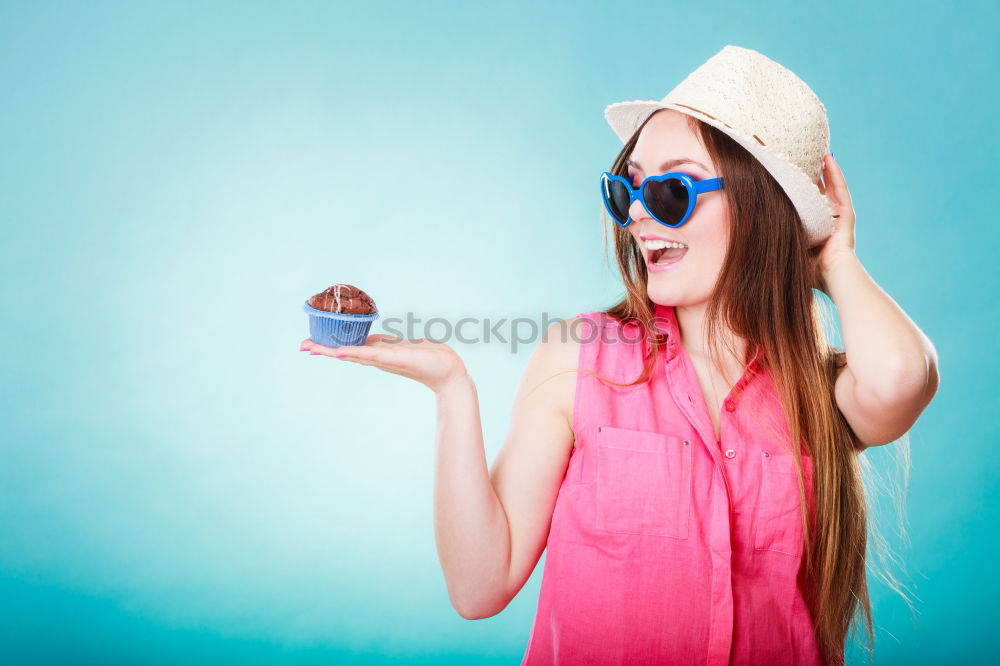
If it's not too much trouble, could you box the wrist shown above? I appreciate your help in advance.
[821,251,859,282]
[820,251,865,301]
[434,368,474,398]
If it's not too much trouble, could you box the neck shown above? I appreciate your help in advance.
[674,302,748,367]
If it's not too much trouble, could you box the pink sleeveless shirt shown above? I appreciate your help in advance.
[520,303,824,666]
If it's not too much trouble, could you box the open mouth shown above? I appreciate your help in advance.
[649,245,688,267]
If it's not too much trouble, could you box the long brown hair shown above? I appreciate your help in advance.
[583,110,915,665]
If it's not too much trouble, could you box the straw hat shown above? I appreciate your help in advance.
[604,45,835,247]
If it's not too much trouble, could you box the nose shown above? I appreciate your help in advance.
[629,197,653,225]
[630,213,659,239]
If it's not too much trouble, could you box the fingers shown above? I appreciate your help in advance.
[302,340,342,355]
[297,334,445,391]
[823,153,852,210]
[298,335,408,372]
[302,341,386,364]
[330,344,384,361]
[318,344,411,374]
[300,338,355,357]
[365,334,404,345]
[299,334,401,353]
[336,353,401,370]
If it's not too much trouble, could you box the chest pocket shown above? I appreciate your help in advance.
[594,425,692,539]
[753,452,814,557]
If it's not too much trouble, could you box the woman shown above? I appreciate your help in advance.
[300,46,939,665]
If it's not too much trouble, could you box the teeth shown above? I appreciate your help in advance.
[643,240,688,250]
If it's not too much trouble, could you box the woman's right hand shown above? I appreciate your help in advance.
[299,334,469,394]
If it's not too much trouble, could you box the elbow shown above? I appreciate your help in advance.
[900,352,941,406]
[925,355,941,401]
[457,606,500,621]
[451,589,512,621]
[873,353,938,405]
[910,339,940,399]
[454,597,510,621]
[445,566,516,620]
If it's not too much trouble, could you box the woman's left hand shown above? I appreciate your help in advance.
[810,153,857,291]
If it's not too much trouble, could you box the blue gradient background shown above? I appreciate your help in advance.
[1,1,995,664]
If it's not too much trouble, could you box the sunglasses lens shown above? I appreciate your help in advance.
[643,178,689,226]
[604,177,631,224]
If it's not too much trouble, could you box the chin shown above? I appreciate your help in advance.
[647,284,709,308]
[647,284,681,305]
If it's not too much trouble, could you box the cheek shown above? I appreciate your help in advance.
[686,209,729,273]
[688,208,729,248]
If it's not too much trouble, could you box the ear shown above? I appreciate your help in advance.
[807,241,829,294]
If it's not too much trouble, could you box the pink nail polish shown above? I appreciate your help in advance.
[333,354,345,358]
[309,351,320,355]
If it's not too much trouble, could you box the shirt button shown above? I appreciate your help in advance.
[725,449,736,458]
[725,399,736,412]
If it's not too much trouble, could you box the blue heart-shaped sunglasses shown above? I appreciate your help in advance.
[600,171,725,228]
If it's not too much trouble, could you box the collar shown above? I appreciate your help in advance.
[652,302,681,362]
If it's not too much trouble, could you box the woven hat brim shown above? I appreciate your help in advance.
[604,100,834,247]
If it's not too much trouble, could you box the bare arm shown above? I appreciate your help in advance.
[299,321,579,621]
[434,320,578,619]
[432,372,505,618]
[814,154,939,451]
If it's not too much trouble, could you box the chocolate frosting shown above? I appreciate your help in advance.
[308,284,377,315]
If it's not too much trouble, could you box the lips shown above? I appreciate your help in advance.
[640,234,686,243]
[646,246,687,273]
[650,246,688,264]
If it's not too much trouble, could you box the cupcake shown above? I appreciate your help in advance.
[302,284,379,347]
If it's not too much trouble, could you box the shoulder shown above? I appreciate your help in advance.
[570,310,641,338]
[517,318,584,435]
[550,311,634,359]
[534,317,584,371]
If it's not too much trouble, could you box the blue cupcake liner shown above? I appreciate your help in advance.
[303,300,379,347]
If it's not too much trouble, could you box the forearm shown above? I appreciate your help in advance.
[432,373,511,619]
[823,254,937,399]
